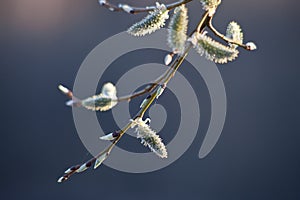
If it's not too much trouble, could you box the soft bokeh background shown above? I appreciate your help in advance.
[1,0,299,199]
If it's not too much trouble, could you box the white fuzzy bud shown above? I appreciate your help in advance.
[156,85,165,99]
[64,168,72,174]
[58,85,69,94]
[98,0,106,5]
[139,95,151,108]
[164,53,173,65]
[120,4,133,13]
[99,133,115,141]
[94,153,108,169]
[76,164,88,173]
[57,176,65,183]
[246,42,257,51]
[101,82,117,98]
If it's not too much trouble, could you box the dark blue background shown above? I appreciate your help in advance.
[1,0,299,199]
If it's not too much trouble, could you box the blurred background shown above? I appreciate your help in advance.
[0,0,299,199]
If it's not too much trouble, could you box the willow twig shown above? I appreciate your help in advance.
[58,0,257,182]
[98,0,194,14]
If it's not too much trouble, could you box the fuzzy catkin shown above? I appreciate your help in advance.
[167,5,188,54]
[226,21,243,48]
[193,33,239,64]
[127,3,169,36]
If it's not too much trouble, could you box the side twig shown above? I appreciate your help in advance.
[207,16,251,50]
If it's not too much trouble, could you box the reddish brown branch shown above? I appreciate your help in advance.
[98,0,194,14]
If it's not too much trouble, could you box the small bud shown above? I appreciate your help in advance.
[58,85,69,94]
[100,132,117,140]
[101,82,117,98]
[120,4,133,13]
[57,177,64,183]
[65,100,74,106]
[98,0,106,5]
[94,153,108,169]
[140,95,151,108]
[156,85,165,99]
[64,169,72,174]
[66,99,81,107]
[57,176,68,183]
[246,42,257,51]
[76,164,88,173]
[64,165,80,174]
[164,53,173,65]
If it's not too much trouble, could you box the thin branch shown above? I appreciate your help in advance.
[58,62,175,105]
[117,50,187,102]
[195,11,210,34]
[117,63,174,102]
[62,9,208,105]
[98,0,194,14]
[58,6,214,183]
[58,118,134,182]
[58,41,193,182]
[117,83,157,102]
